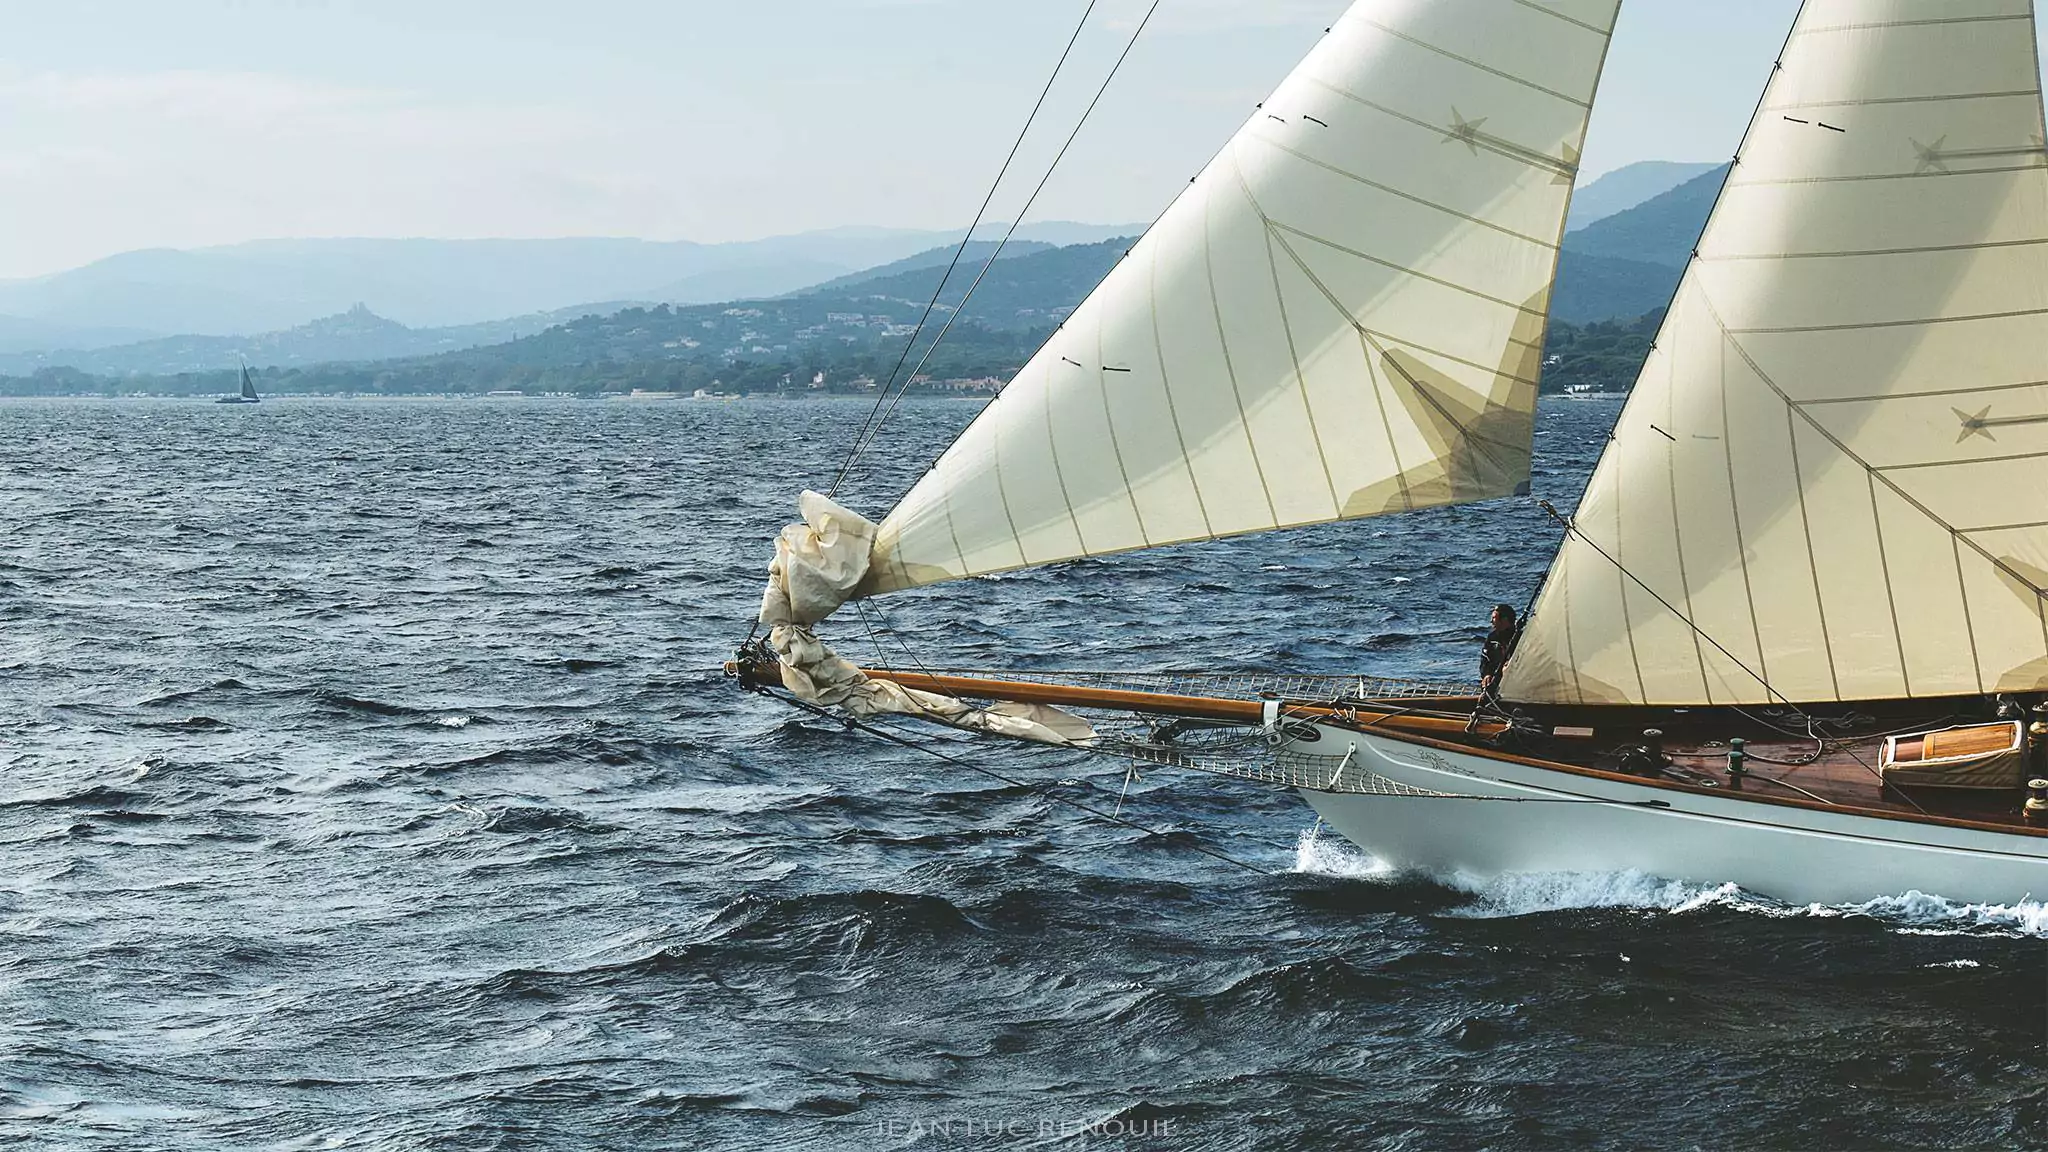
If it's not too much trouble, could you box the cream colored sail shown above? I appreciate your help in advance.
[856,0,1620,596]
[1504,0,2048,706]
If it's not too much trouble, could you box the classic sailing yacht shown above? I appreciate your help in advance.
[216,362,261,405]
[735,0,2048,907]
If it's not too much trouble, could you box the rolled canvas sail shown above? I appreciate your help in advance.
[857,0,1620,596]
[1505,0,2048,706]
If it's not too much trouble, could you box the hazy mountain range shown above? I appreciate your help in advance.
[0,222,1138,352]
[1551,162,1728,323]
[0,160,1724,379]
[1564,160,1720,231]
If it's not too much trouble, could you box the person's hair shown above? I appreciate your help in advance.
[1492,603,1516,626]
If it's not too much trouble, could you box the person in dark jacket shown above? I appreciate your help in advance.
[1478,603,1519,705]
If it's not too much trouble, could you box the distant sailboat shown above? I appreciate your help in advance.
[734,0,2048,907]
[216,362,260,405]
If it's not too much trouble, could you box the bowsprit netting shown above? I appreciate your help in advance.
[1089,719,1452,797]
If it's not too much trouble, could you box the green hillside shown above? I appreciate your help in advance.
[1565,163,1727,268]
[793,240,1051,296]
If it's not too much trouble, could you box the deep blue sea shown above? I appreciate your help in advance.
[0,395,2041,1150]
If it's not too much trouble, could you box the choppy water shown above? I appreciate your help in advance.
[0,395,2041,1150]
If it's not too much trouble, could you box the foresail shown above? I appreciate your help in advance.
[858,0,1619,596]
[1504,0,2048,706]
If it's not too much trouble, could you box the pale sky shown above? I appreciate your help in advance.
[0,0,1925,280]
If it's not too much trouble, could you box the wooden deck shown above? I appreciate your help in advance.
[1478,710,2033,828]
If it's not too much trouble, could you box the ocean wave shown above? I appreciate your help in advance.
[137,678,249,707]
[1291,824,1393,881]
[1440,869,2048,937]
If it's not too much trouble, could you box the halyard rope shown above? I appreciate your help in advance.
[830,0,1104,499]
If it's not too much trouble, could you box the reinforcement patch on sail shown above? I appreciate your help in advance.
[858,0,1619,597]
[1504,0,2048,706]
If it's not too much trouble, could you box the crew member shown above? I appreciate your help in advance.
[1478,603,1519,706]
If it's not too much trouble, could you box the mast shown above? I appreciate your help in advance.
[1505,0,2048,706]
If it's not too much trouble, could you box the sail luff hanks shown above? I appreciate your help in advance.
[1504,0,2048,707]
[857,0,1620,597]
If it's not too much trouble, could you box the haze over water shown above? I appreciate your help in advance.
[0,396,2039,1148]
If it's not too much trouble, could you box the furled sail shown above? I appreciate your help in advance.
[856,0,1620,596]
[1504,0,2048,706]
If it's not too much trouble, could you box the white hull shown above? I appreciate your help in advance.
[1295,724,2048,907]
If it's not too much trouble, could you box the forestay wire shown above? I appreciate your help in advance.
[828,0,1101,498]
[830,0,1163,497]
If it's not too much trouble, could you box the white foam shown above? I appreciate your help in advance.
[1291,824,1393,880]
[1442,870,2048,937]
[436,715,473,728]
[1829,891,2048,937]
[1446,868,1739,918]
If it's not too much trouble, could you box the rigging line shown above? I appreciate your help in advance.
[1535,501,1927,813]
[855,598,975,710]
[828,0,1102,499]
[840,0,1164,491]
[1514,0,1805,657]
[1535,502,1799,715]
[766,690,1277,877]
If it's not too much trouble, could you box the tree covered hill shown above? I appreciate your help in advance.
[791,240,1052,296]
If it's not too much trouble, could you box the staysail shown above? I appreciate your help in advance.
[240,365,259,401]
[856,0,1620,596]
[1504,0,2048,706]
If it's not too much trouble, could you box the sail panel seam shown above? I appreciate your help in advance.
[1269,221,1549,317]
[1958,519,2048,533]
[1766,88,2039,110]
[1251,210,1344,517]
[1094,307,1152,549]
[1146,239,1215,539]
[1358,331,1416,511]
[989,377,1030,574]
[1662,319,1714,702]
[1699,236,2048,262]
[1507,0,1611,36]
[1878,448,2048,471]
[1798,376,2048,404]
[1346,16,1593,108]
[1728,304,2048,334]
[1302,77,1582,178]
[1042,341,1090,558]
[1202,160,1280,526]
[1720,331,1772,691]
[1730,161,2045,188]
[1253,135,1559,249]
[1793,14,2032,36]
[1865,473,1916,696]
[1786,407,1843,698]
[1952,533,1989,694]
